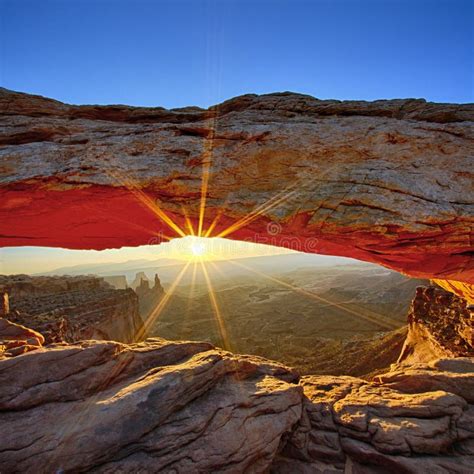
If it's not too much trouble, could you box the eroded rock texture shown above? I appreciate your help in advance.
[399,286,474,365]
[0,317,44,357]
[0,338,302,473]
[0,275,142,343]
[0,284,473,471]
[0,335,473,473]
[0,89,473,290]
[275,359,474,473]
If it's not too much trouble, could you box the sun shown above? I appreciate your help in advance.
[191,241,206,257]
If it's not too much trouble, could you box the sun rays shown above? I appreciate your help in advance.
[108,134,401,349]
[221,258,400,331]
[135,261,191,340]
[199,260,232,351]
[106,169,187,239]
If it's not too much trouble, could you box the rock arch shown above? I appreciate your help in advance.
[0,89,472,297]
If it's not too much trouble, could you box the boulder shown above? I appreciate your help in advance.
[0,338,302,473]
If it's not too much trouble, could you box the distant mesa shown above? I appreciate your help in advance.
[103,274,128,289]
[0,274,142,344]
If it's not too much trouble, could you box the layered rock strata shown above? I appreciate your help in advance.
[0,89,473,292]
[398,286,474,365]
[0,338,302,473]
[275,358,474,473]
[0,275,142,343]
[0,335,473,473]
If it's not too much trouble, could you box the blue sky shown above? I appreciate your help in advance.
[1,0,472,108]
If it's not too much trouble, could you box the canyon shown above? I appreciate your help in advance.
[0,274,142,344]
[0,89,473,472]
[0,285,473,472]
[149,262,424,376]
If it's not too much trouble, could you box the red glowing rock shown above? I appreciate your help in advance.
[0,89,472,293]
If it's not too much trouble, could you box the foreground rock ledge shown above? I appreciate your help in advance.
[0,338,302,473]
[0,89,473,291]
[1,337,473,473]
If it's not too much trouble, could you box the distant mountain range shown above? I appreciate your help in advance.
[39,253,365,286]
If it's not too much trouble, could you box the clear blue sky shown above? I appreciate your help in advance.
[1,0,472,108]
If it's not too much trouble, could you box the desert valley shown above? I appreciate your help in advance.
[2,254,426,375]
[0,85,473,473]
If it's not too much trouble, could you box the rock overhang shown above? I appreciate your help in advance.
[0,88,473,298]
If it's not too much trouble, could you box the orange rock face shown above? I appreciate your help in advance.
[0,317,44,357]
[398,286,474,365]
[0,89,472,292]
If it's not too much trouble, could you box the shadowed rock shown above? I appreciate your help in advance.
[398,286,474,365]
[275,359,474,473]
[0,274,142,343]
[0,317,44,357]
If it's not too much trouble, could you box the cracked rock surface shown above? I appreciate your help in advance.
[1,336,473,473]
[0,89,473,290]
[275,359,474,473]
[0,338,302,473]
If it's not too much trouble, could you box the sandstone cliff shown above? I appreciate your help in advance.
[0,275,142,343]
[0,89,472,294]
[399,285,474,365]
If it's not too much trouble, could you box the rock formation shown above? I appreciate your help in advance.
[0,285,473,472]
[102,274,128,289]
[0,317,44,357]
[0,330,473,472]
[398,286,474,365]
[131,271,150,290]
[0,338,302,473]
[0,275,142,343]
[272,286,471,472]
[274,358,474,473]
[0,89,472,296]
[135,273,165,321]
[1,89,473,471]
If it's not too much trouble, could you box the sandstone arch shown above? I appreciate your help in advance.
[0,89,472,296]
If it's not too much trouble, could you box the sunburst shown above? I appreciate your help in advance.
[106,131,398,345]
[135,261,192,341]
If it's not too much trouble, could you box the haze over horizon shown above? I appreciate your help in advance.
[1,237,300,275]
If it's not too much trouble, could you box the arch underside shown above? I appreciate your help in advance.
[0,89,473,298]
